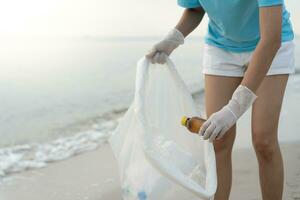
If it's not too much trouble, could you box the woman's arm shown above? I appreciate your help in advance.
[175,7,206,37]
[146,7,205,64]
[241,5,282,92]
[199,5,283,142]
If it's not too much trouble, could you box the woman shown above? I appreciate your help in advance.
[146,0,295,199]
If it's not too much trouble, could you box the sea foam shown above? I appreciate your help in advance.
[0,119,118,182]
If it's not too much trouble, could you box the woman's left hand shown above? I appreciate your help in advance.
[199,85,257,142]
[199,104,237,143]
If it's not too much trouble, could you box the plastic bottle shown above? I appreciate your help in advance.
[181,116,206,134]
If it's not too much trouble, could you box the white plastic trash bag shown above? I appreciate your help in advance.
[109,57,217,200]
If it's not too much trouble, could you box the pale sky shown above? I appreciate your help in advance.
[0,0,298,37]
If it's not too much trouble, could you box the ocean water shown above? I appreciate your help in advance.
[0,36,205,179]
[0,36,299,179]
[0,37,205,147]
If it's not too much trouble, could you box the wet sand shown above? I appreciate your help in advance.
[1,142,299,200]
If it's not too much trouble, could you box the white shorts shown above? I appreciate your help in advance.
[202,40,295,77]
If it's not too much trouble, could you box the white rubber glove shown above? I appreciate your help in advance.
[199,85,257,143]
[146,28,184,64]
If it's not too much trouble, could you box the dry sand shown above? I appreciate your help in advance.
[0,142,299,200]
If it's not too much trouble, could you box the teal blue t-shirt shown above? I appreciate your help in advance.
[177,0,294,52]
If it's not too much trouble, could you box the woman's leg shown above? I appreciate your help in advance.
[204,74,242,200]
[251,74,289,200]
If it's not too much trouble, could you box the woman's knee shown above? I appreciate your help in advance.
[252,128,279,161]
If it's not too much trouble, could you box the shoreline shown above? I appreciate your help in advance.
[0,142,299,200]
[0,87,204,180]
[0,67,299,199]
[1,71,299,181]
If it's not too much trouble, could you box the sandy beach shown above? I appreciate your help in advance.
[0,142,299,200]
[1,75,300,200]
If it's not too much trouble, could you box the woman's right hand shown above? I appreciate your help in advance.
[145,28,185,64]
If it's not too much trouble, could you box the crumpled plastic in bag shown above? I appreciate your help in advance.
[109,57,217,200]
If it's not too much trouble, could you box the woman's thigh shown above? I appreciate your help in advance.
[204,75,242,150]
[251,74,289,146]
